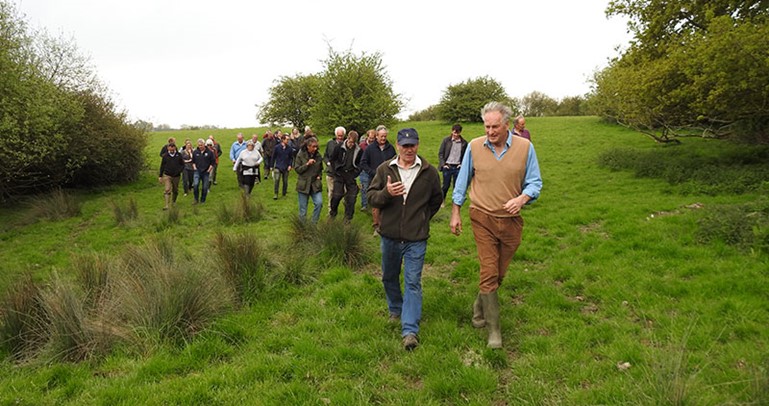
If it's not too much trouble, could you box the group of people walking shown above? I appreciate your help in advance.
[157,103,540,352]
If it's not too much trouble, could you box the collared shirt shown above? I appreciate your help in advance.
[389,155,422,203]
[446,138,463,165]
[513,128,531,141]
[452,131,542,207]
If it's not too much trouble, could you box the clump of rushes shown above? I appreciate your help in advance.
[213,231,273,305]
[109,197,139,226]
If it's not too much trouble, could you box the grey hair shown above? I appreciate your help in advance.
[375,125,387,133]
[304,125,312,132]
[480,101,513,124]
[196,138,205,144]
[334,126,346,135]
[514,115,525,125]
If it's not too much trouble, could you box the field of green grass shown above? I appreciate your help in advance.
[1,117,767,404]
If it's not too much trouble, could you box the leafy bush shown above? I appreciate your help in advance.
[696,200,769,253]
[597,146,769,195]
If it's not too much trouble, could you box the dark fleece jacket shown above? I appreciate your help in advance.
[366,155,442,242]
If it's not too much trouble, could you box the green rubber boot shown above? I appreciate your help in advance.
[472,293,485,328]
[481,291,502,349]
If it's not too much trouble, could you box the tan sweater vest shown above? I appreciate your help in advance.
[468,135,530,217]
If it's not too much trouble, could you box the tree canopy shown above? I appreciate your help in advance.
[436,76,514,123]
[591,0,769,143]
[0,1,146,200]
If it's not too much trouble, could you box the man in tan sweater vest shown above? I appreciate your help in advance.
[450,101,543,348]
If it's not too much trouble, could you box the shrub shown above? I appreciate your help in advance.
[696,200,769,253]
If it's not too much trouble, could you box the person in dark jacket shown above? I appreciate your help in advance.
[360,125,396,231]
[294,138,324,223]
[329,130,363,222]
[158,142,185,210]
[366,128,442,351]
[191,138,216,204]
[271,134,294,199]
[437,124,469,201]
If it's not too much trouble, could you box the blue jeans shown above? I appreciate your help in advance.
[298,191,323,223]
[380,236,426,337]
[441,166,460,200]
[359,171,371,209]
[193,171,210,202]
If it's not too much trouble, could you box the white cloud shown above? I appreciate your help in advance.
[14,0,631,128]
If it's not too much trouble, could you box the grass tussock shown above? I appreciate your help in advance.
[217,192,264,224]
[18,189,81,225]
[109,198,138,226]
[315,220,373,270]
[0,275,49,361]
[213,231,273,305]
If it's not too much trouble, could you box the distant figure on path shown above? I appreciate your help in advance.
[323,126,346,211]
[271,134,293,199]
[230,133,248,188]
[358,129,377,211]
[329,131,362,222]
[294,138,324,223]
[437,124,468,202]
[158,142,185,210]
[192,138,216,204]
[233,140,263,196]
[450,102,542,349]
[367,128,442,351]
[512,115,531,141]
[181,139,195,196]
[360,125,396,233]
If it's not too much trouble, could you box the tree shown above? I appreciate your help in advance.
[408,105,439,121]
[0,1,146,199]
[436,76,511,123]
[257,73,319,130]
[591,0,769,143]
[310,48,402,137]
[520,91,558,117]
[555,95,587,116]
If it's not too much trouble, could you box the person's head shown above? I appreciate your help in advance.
[167,142,177,153]
[291,128,299,137]
[396,128,419,165]
[167,137,176,144]
[376,125,388,146]
[281,134,289,145]
[251,133,259,141]
[264,130,272,138]
[306,138,319,153]
[481,101,513,147]
[205,139,214,149]
[208,135,216,141]
[184,138,192,148]
[197,138,206,150]
[451,124,462,138]
[246,140,254,150]
[275,130,283,138]
[365,129,376,143]
[346,131,359,148]
[334,126,346,140]
[304,125,312,135]
[514,115,526,131]
[237,133,244,142]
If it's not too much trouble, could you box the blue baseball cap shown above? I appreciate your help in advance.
[397,128,419,146]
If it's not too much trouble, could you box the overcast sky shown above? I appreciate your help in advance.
[14,0,632,129]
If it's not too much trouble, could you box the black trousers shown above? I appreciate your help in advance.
[329,171,359,220]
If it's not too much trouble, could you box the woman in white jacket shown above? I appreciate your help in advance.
[233,141,263,196]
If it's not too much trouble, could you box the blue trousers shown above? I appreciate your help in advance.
[380,237,427,337]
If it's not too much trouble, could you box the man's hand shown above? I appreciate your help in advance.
[502,195,531,216]
[386,175,405,196]
[307,158,316,166]
[450,204,462,236]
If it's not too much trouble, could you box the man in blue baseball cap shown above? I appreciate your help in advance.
[367,128,443,351]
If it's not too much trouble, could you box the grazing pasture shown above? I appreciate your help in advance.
[1,117,767,404]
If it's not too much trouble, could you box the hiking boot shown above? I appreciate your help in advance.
[402,334,418,351]
[388,313,400,323]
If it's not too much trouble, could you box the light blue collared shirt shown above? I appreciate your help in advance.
[452,131,542,207]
